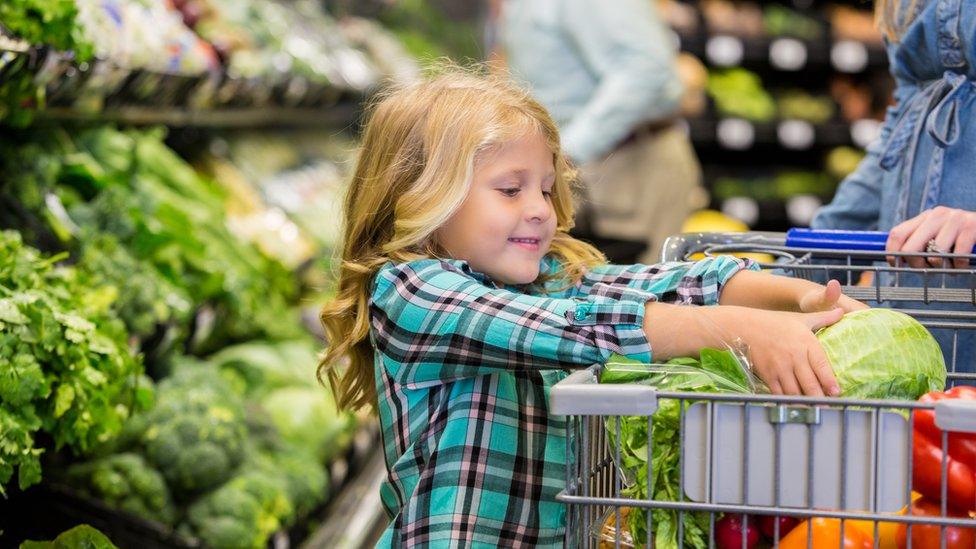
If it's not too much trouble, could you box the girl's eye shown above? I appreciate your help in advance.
[542,190,553,199]
[499,188,520,197]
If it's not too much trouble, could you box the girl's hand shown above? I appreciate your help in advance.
[644,301,845,396]
[798,279,869,314]
[701,306,844,397]
[886,206,976,268]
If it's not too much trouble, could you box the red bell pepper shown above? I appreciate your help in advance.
[895,497,976,549]
[912,386,976,513]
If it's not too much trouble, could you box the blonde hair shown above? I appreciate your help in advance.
[875,0,921,41]
[318,67,606,412]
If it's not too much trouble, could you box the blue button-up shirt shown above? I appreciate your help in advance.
[501,0,683,164]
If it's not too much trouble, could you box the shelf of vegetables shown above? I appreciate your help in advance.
[0,0,418,127]
[664,0,893,231]
[0,0,420,546]
[0,121,382,547]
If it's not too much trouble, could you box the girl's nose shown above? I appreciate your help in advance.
[526,191,552,223]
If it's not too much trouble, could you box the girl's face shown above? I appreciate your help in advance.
[435,130,558,285]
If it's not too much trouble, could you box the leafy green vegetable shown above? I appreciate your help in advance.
[76,234,192,343]
[19,524,118,549]
[817,308,946,399]
[65,452,176,525]
[707,69,776,122]
[600,350,752,549]
[0,0,92,126]
[601,312,945,547]
[208,339,319,397]
[0,0,91,56]
[0,126,302,353]
[0,231,145,494]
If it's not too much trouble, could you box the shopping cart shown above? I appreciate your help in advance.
[551,230,976,548]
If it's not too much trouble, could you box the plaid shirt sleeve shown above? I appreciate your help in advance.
[370,259,652,388]
[575,255,760,306]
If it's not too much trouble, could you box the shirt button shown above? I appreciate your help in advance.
[574,307,589,321]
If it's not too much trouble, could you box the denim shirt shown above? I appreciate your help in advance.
[501,0,682,164]
[812,0,976,372]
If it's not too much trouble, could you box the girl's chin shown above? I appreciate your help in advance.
[494,266,540,285]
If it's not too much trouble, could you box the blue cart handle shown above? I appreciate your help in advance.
[786,228,976,253]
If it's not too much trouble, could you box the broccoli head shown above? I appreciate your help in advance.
[65,453,176,525]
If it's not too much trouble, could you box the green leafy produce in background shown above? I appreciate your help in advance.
[376,0,483,63]
[713,171,835,202]
[763,4,824,40]
[707,69,776,122]
[0,231,145,494]
[20,524,118,549]
[0,0,91,56]
[0,127,302,355]
[777,89,835,123]
[76,234,193,344]
[0,0,93,126]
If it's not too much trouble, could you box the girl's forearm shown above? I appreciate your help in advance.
[717,269,817,311]
[642,302,737,360]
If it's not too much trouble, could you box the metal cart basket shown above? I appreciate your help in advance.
[551,231,976,548]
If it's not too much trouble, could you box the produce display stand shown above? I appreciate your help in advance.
[0,424,382,549]
[552,231,976,547]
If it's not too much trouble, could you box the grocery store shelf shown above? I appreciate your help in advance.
[685,116,880,151]
[37,103,361,129]
[302,441,389,549]
[676,30,887,74]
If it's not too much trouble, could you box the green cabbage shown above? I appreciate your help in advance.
[817,308,946,400]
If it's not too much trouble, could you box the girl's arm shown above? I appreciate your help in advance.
[643,301,844,397]
[718,270,867,313]
[575,255,757,306]
[371,259,654,388]
[375,259,852,397]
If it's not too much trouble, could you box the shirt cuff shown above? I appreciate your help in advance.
[565,292,653,364]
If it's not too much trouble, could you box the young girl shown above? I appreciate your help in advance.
[319,70,865,547]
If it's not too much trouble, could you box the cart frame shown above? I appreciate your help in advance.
[553,232,976,548]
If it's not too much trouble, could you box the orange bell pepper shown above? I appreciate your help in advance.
[778,518,874,549]
[846,492,921,549]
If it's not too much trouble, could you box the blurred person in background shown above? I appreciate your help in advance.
[812,0,976,372]
[494,0,704,264]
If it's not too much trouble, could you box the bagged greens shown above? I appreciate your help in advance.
[600,350,750,549]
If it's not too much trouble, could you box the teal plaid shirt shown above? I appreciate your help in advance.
[371,256,755,547]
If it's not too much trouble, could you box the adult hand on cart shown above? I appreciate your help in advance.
[886,206,976,269]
